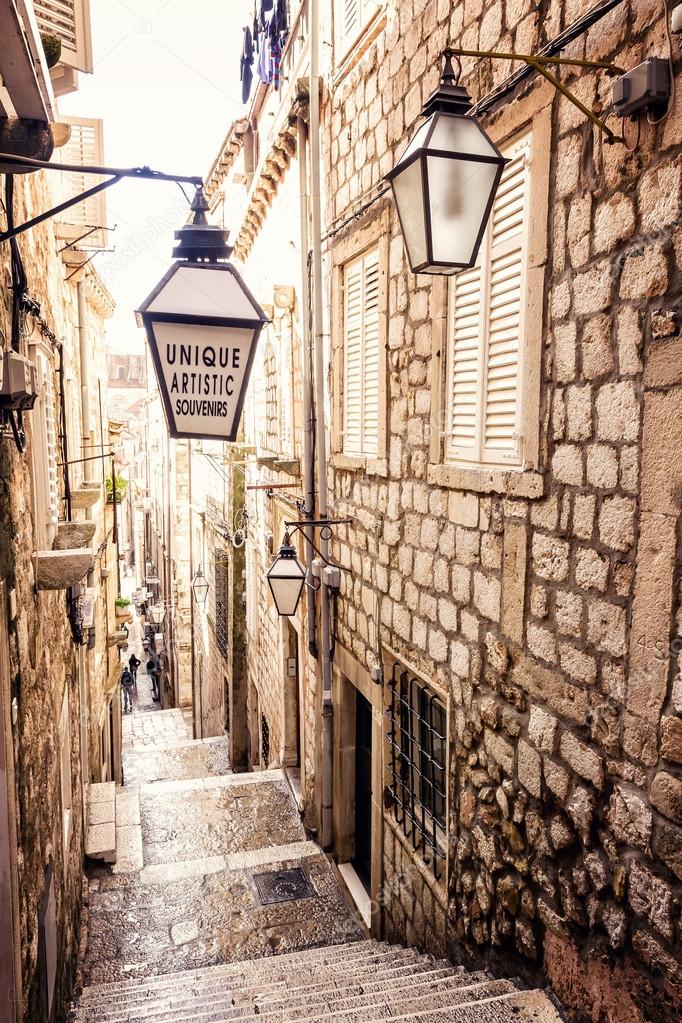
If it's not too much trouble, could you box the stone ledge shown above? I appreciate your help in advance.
[71,483,102,509]
[427,462,545,498]
[35,548,94,590]
[53,521,96,550]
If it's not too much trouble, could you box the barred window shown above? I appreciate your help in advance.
[214,550,228,659]
[387,664,446,877]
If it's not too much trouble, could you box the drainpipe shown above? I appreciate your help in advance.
[297,114,318,660]
[77,280,93,485]
[309,0,334,851]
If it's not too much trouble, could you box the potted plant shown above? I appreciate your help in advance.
[105,473,128,503]
[115,597,132,618]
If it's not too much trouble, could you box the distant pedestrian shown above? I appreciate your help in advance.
[121,668,135,713]
[147,659,160,702]
[128,653,141,682]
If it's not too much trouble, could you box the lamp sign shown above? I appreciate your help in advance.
[137,187,268,442]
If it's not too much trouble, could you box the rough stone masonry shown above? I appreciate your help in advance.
[322,1,682,1022]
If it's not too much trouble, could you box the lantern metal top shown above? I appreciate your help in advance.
[421,50,474,118]
[172,184,233,262]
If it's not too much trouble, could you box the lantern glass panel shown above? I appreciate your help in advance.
[267,555,306,617]
[400,119,431,161]
[391,158,428,269]
[428,113,500,158]
[426,154,500,266]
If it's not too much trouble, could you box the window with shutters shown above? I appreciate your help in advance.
[337,0,381,56]
[59,687,73,854]
[33,0,93,73]
[58,116,107,249]
[445,131,532,469]
[343,246,380,458]
[278,320,294,457]
[28,340,59,551]
[246,545,258,638]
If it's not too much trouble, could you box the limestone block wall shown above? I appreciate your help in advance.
[0,169,88,1019]
[322,2,682,1022]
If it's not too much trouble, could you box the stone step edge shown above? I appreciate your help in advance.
[77,951,434,1007]
[138,768,288,796]
[76,940,381,997]
[75,965,471,1021]
[72,988,552,1023]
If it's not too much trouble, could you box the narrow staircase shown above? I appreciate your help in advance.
[70,939,563,1023]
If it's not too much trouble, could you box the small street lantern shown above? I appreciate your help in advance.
[149,603,166,626]
[191,568,209,608]
[386,50,508,275]
[136,186,268,441]
[267,534,306,617]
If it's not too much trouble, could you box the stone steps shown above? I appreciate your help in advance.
[70,941,563,1023]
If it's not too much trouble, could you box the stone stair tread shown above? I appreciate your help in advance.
[76,941,384,999]
[73,989,562,1023]
[75,952,441,1016]
[72,964,475,1023]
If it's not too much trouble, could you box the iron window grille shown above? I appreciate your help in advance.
[214,550,228,658]
[387,663,446,878]
[261,714,270,767]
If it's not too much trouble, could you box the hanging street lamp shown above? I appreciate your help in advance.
[386,50,508,275]
[148,603,167,626]
[191,568,209,608]
[136,186,268,442]
[267,534,307,617]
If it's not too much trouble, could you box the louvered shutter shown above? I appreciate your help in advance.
[343,247,380,457]
[343,258,363,455]
[445,131,531,467]
[446,265,483,462]
[342,0,361,41]
[59,117,107,248]
[33,0,93,73]
[481,135,531,464]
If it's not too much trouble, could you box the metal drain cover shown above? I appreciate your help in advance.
[253,867,315,905]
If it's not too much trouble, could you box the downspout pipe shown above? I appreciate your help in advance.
[297,114,318,661]
[309,0,334,852]
[77,280,93,485]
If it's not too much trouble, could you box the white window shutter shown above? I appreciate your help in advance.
[445,131,531,468]
[33,0,93,73]
[343,258,363,456]
[343,247,380,458]
[482,137,531,464]
[446,265,483,462]
[361,250,380,455]
[58,116,107,248]
[342,0,361,40]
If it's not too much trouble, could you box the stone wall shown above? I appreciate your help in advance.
[321,2,682,1022]
[0,168,88,1020]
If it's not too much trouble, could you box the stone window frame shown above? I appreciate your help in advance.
[59,686,73,863]
[427,90,553,499]
[331,208,390,476]
[334,0,387,77]
[27,335,59,552]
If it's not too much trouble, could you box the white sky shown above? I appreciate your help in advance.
[59,0,248,352]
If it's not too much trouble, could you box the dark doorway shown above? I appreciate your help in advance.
[353,689,372,892]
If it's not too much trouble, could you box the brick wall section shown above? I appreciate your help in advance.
[323,2,682,1021]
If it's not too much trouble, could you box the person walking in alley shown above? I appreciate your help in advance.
[128,652,141,683]
[121,667,135,713]
[147,658,160,702]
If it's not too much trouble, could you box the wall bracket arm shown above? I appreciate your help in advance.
[447,45,625,144]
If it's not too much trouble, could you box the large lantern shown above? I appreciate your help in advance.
[386,51,508,275]
[136,186,268,441]
[267,535,306,617]
[191,568,209,608]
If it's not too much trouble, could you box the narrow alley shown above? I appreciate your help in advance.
[69,621,563,1023]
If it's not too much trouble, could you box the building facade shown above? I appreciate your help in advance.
[199,1,682,1021]
[0,3,123,1019]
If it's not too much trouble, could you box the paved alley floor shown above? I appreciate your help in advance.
[83,653,363,987]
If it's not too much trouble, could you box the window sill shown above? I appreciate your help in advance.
[333,453,388,476]
[427,462,545,498]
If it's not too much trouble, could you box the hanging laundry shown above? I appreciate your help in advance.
[257,26,273,85]
[240,24,255,104]
[273,0,287,35]
[270,34,282,91]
